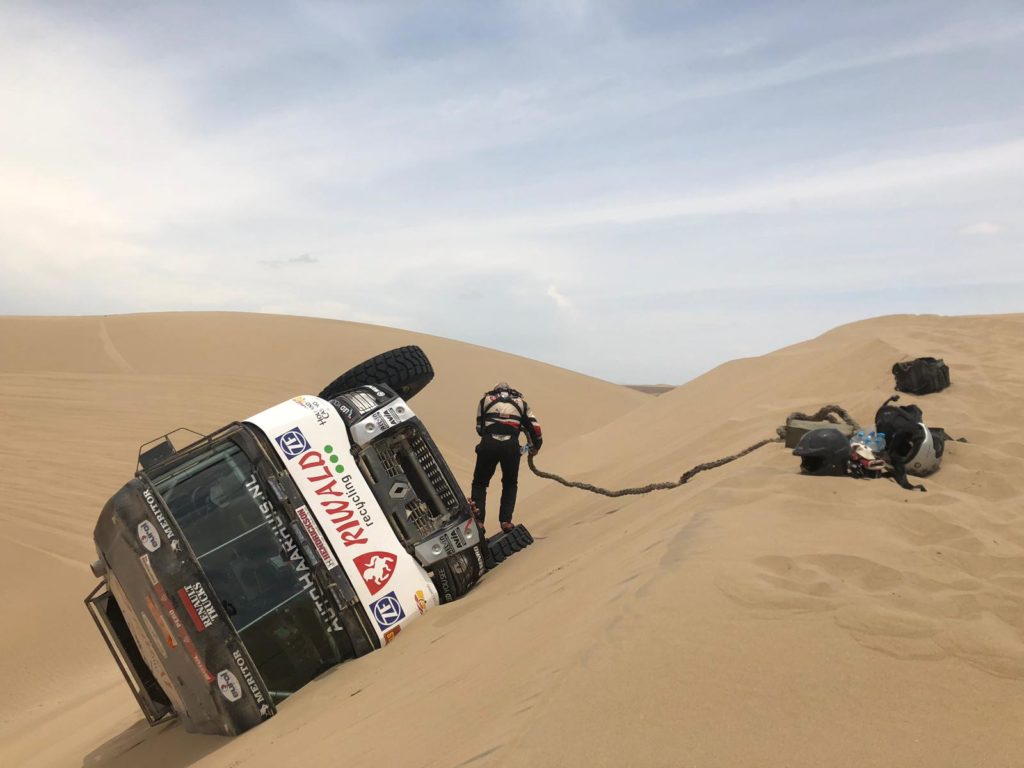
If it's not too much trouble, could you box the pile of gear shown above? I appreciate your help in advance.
[525,356,963,498]
[793,357,958,492]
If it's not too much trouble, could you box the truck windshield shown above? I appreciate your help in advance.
[152,441,345,699]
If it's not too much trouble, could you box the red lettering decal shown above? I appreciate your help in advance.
[339,529,368,547]
[334,517,359,533]
[306,469,332,484]
[299,451,325,470]
[315,478,344,497]
[177,587,206,633]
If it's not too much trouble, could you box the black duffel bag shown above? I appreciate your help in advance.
[892,357,950,395]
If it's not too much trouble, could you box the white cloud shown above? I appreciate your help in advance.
[546,284,573,310]
[960,221,1003,236]
[424,139,1024,236]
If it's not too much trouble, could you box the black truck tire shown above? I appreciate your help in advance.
[485,524,533,570]
[430,544,486,603]
[319,345,434,402]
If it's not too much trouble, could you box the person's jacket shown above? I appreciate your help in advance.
[476,387,542,451]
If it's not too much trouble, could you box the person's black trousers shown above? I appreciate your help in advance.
[470,436,521,525]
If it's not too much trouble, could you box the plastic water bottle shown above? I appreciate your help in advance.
[874,432,886,452]
[520,443,530,455]
[867,431,877,449]
[855,430,866,445]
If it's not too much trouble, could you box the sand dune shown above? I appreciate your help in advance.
[1,312,1023,767]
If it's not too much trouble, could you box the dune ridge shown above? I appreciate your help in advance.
[1,312,1023,767]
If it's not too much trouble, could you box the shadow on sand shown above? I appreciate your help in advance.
[82,717,228,768]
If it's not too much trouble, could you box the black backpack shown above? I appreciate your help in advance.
[874,396,948,491]
[892,357,950,395]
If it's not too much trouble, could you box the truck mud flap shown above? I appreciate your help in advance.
[483,524,534,569]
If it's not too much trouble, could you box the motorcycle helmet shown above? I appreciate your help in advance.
[793,428,852,476]
[887,420,941,476]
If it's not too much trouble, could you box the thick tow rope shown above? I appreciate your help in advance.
[527,437,780,497]
[526,404,860,498]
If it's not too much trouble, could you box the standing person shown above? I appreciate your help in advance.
[471,382,542,533]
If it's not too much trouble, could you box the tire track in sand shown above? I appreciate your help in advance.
[98,318,135,373]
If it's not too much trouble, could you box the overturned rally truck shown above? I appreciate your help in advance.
[85,347,532,735]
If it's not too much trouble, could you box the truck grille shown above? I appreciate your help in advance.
[405,498,439,537]
[375,443,403,478]
[408,433,459,515]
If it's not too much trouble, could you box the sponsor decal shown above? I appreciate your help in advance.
[370,591,405,631]
[217,669,243,702]
[246,475,345,634]
[322,444,345,475]
[293,451,371,549]
[440,534,455,557]
[335,400,355,419]
[354,551,397,596]
[140,614,169,659]
[295,505,339,570]
[435,566,454,603]
[293,396,331,427]
[154,582,213,682]
[371,407,401,434]
[137,520,160,552]
[414,590,427,615]
[139,554,159,586]
[436,527,464,557]
[232,648,268,709]
[142,488,177,545]
[275,427,310,459]
[145,595,177,649]
[384,625,402,644]
[177,582,219,632]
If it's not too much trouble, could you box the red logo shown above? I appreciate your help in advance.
[353,551,397,596]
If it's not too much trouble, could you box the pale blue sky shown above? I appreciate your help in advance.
[2,1,1022,382]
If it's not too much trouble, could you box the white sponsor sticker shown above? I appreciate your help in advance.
[139,554,159,586]
[217,669,243,702]
[137,520,160,552]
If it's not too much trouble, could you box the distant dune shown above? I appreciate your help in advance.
[624,383,676,395]
[1,312,1023,768]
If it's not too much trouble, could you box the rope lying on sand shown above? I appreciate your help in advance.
[778,404,861,435]
[526,404,861,498]
[527,438,781,497]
